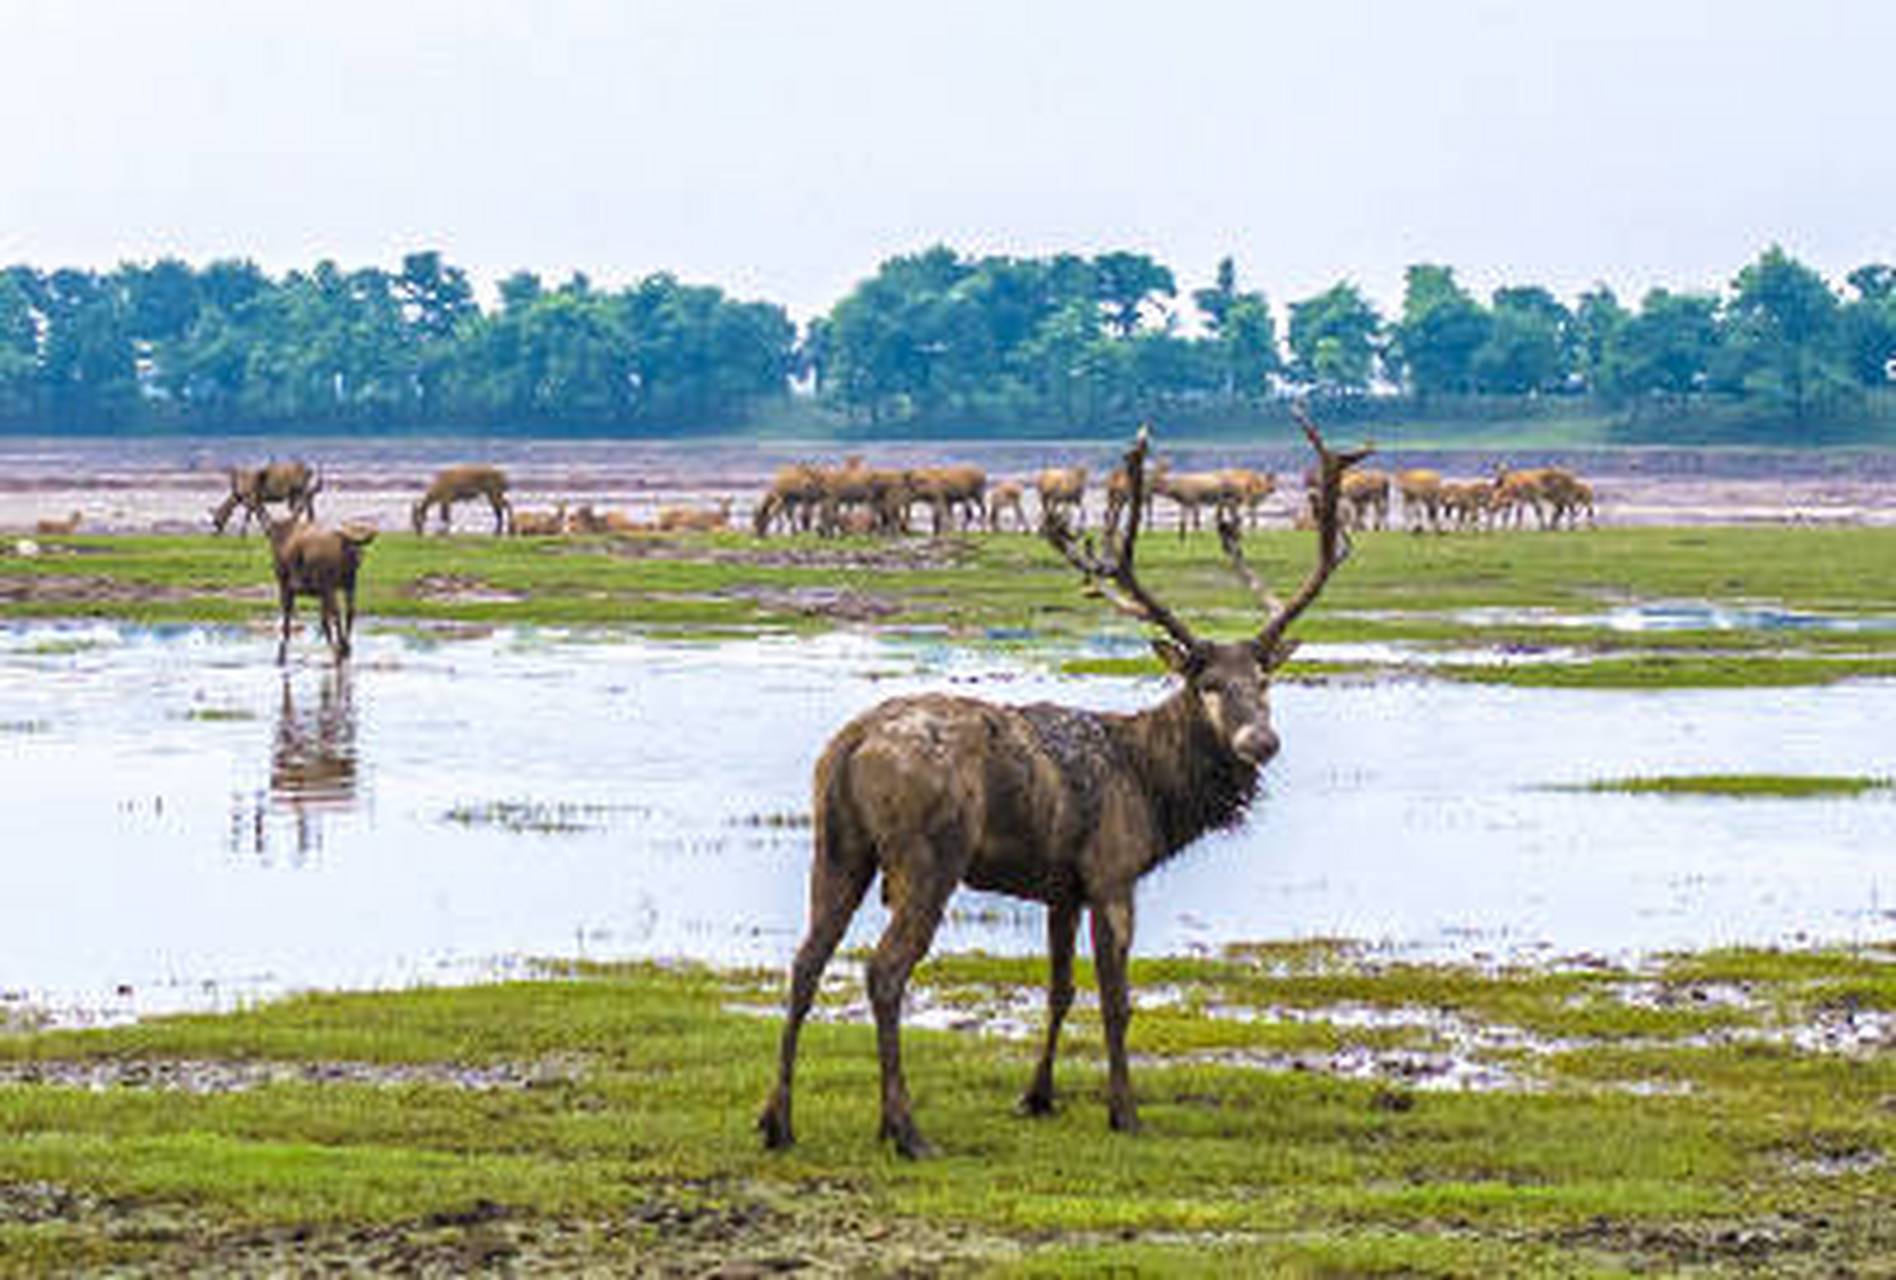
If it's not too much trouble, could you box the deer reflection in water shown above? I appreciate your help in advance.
[228,667,360,863]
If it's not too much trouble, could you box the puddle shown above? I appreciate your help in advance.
[1351,602,1896,635]
[1,622,1892,1024]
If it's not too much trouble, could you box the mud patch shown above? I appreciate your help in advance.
[0,1180,1019,1277]
[400,574,528,605]
[0,575,208,605]
[0,1056,584,1094]
[718,584,903,622]
[565,534,976,573]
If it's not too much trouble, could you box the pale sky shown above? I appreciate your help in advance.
[3,0,1891,322]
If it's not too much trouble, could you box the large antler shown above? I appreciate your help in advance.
[1218,403,1373,668]
[1043,424,1200,653]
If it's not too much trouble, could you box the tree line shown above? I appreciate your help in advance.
[2,244,1893,438]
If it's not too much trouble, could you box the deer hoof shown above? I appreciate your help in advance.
[758,1107,795,1151]
[881,1118,934,1160]
[1016,1090,1056,1118]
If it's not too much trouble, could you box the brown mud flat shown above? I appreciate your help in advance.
[0,1178,1017,1277]
[1,438,1892,534]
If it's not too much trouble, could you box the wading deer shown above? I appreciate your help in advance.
[411,465,513,535]
[759,411,1371,1158]
[266,516,377,664]
[210,461,320,535]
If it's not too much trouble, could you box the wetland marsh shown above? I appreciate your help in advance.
[2,447,1894,1274]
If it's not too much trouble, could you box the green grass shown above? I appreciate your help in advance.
[1552,774,1894,799]
[3,947,1892,1273]
[6,525,1896,687]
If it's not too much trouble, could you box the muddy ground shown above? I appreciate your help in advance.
[1,437,1892,535]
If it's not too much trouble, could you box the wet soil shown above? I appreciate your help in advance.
[0,1177,1017,1276]
[2,437,1892,535]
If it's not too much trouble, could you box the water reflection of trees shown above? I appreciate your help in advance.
[228,668,360,863]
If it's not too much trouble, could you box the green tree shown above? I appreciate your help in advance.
[1571,285,1631,398]
[39,268,139,426]
[0,269,39,420]
[1287,282,1382,395]
[1613,288,1721,410]
[1473,286,1571,394]
[1391,264,1489,398]
[1839,263,1896,387]
[1092,251,1175,338]
[1723,245,1847,421]
[1193,256,1239,334]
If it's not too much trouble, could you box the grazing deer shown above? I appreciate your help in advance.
[1537,469,1594,530]
[1224,467,1276,529]
[655,498,734,532]
[210,461,320,535]
[1155,469,1240,539]
[759,411,1371,1158]
[986,480,1030,533]
[905,465,987,535]
[411,465,513,535]
[1103,458,1167,536]
[1396,468,1444,534]
[1491,463,1557,530]
[754,464,826,536]
[1438,479,1493,531]
[34,511,83,536]
[510,503,568,537]
[1035,466,1089,531]
[1338,468,1390,531]
[266,516,377,664]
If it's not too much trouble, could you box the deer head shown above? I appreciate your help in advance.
[1045,411,1372,766]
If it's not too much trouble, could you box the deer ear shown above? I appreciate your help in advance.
[1151,638,1200,675]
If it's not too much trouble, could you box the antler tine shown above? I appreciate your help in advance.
[1255,404,1374,664]
[1216,508,1282,617]
[1042,424,1200,651]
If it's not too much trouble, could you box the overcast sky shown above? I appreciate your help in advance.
[3,0,1891,321]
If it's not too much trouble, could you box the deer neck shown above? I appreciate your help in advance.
[1109,687,1260,863]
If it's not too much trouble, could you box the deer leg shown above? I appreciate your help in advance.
[1090,893,1140,1133]
[340,581,356,659]
[1019,898,1081,1116]
[868,864,959,1158]
[276,585,295,666]
[323,589,345,661]
[759,843,874,1151]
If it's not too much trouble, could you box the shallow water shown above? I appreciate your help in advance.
[1,623,1891,1023]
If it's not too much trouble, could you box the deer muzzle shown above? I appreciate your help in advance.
[1230,723,1280,766]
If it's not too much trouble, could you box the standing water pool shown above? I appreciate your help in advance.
[1,622,1891,1023]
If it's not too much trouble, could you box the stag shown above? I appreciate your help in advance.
[211,461,320,535]
[411,465,513,535]
[759,411,1371,1158]
[266,516,377,664]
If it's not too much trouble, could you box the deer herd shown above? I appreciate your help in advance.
[18,437,1598,670]
[14,414,1612,1155]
